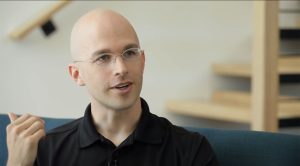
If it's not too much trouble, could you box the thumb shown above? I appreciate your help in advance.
[8,112,18,122]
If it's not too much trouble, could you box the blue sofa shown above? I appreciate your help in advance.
[1,114,300,166]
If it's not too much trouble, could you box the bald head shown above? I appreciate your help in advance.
[70,9,139,61]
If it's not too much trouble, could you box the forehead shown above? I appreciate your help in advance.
[71,10,139,60]
[82,19,139,58]
[86,32,139,60]
[90,43,139,60]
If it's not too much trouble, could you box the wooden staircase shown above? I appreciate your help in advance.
[166,1,300,132]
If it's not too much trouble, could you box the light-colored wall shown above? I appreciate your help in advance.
[1,1,299,133]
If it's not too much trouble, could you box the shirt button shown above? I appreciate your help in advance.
[108,160,118,166]
[113,160,118,166]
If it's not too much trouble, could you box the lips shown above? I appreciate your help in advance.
[115,82,130,89]
[111,82,133,94]
[112,82,133,90]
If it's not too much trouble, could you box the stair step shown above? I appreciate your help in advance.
[166,91,300,123]
[212,57,300,77]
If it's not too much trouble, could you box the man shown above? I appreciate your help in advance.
[6,9,219,166]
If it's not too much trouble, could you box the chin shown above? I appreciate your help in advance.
[109,96,140,111]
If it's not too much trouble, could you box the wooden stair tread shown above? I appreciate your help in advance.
[166,100,250,123]
[212,64,251,77]
[212,57,300,77]
[166,91,300,123]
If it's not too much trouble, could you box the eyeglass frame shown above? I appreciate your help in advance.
[73,47,144,67]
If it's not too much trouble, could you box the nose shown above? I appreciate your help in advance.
[112,56,128,76]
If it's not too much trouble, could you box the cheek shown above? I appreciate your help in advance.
[92,71,110,86]
[130,65,144,81]
[137,63,145,75]
[82,67,110,88]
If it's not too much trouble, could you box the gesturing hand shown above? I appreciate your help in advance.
[6,113,46,166]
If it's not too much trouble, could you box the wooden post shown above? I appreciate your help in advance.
[251,1,279,131]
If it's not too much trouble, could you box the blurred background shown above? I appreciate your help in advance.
[1,1,300,134]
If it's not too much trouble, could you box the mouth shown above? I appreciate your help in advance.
[111,82,133,93]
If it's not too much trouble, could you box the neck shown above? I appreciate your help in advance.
[90,98,142,146]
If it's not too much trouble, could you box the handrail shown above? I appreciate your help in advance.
[9,0,71,40]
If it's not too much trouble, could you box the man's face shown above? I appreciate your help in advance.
[72,13,145,111]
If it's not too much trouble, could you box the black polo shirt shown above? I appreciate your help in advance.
[35,98,219,166]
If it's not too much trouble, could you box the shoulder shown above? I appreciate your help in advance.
[155,114,207,145]
[156,116,218,165]
[36,118,83,165]
[46,118,82,135]
[40,118,82,145]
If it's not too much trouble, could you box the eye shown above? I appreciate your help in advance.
[123,48,139,59]
[94,54,112,63]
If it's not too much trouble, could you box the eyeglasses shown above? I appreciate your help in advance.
[73,48,143,67]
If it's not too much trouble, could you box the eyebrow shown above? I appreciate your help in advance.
[90,43,139,58]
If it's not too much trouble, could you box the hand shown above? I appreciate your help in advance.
[6,113,46,166]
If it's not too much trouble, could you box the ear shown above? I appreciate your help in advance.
[68,63,85,86]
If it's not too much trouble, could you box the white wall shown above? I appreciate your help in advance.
[1,1,299,133]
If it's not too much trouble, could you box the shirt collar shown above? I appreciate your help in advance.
[78,98,165,148]
[133,98,165,144]
[78,104,102,148]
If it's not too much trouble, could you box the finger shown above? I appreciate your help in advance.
[30,128,46,143]
[14,116,44,133]
[23,121,45,137]
[8,113,18,122]
[11,114,31,125]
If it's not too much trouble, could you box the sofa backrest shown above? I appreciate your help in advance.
[187,127,300,166]
[1,114,300,166]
